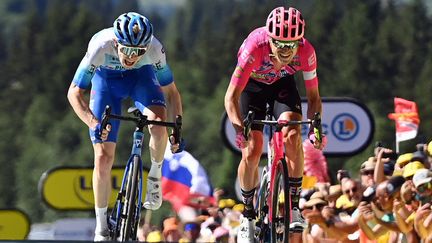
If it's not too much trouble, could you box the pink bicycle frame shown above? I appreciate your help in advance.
[267,123,291,224]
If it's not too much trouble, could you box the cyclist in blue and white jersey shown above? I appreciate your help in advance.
[67,12,184,241]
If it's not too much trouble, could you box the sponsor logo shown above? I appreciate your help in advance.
[135,139,142,148]
[331,113,359,141]
[152,99,166,105]
[40,167,148,210]
[155,61,163,70]
[0,210,30,239]
[308,53,316,66]
[88,65,96,75]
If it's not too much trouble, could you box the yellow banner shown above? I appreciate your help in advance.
[40,166,148,210]
[0,209,30,240]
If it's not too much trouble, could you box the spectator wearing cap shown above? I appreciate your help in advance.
[302,191,330,242]
[360,157,376,188]
[337,179,362,214]
[326,185,342,209]
[413,169,432,205]
[393,180,420,242]
[162,216,182,242]
[412,169,432,240]
[402,161,425,181]
[394,153,414,176]
[180,221,201,243]
[360,177,405,241]
[304,191,358,242]
[146,230,164,243]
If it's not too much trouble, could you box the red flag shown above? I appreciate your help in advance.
[388,97,420,142]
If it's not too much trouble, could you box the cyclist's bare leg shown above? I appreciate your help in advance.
[92,142,116,233]
[238,130,263,191]
[238,130,263,214]
[144,105,168,165]
[279,111,306,230]
[278,111,304,178]
[143,105,167,210]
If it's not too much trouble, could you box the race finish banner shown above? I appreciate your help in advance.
[221,97,374,157]
[0,209,30,240]
[39,166,149,210]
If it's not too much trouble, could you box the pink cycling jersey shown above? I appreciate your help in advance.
[230,27,318,89]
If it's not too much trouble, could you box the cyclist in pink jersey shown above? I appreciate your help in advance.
[224,6,325,242]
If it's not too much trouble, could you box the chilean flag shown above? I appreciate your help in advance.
[388,97,420,142]
[161,147,215,212]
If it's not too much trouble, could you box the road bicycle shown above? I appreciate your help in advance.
[99,105,182,242]
[243,107,322,243]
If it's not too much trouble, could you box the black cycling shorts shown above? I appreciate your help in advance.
[240,76,302,131]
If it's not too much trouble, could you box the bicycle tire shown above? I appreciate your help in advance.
[119,156,140,241]
[270,159,290,243]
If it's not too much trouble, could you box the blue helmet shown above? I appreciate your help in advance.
[113,12,153,47]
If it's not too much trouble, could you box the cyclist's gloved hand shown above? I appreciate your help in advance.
[308,129,327,150]
[235,131,248,149]
[92,123,111,142]
[170,136,185,153]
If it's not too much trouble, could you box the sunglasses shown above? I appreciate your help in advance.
[305,203,325,210]
[344,187,357,194]
[417,182,431,193]
[118,43,148,57]
[361,170,374,176]
[271,38,299,49]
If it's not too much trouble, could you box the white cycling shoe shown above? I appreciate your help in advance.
[94,230,110,242]
[143,177,162,210]
[237,215,258,243]
[289,207,307,232]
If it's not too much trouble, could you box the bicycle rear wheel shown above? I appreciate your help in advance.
[270,159,290,243]
[119,155,140,241]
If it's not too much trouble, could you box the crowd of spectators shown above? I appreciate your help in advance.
[136,141,432,242]
[302,141,432,243]
[137,195,244,243]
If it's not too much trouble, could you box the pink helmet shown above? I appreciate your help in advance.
[266,7,305,41]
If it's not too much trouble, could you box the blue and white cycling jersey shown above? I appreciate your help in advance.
[72,27,174,89]
[71,28,174,144]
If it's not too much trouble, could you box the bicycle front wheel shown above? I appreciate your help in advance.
[270,159,290,243]
[119,155,140,241]
[256,169,270,242]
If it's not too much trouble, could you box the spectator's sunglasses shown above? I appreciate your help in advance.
[271,38,299,49]
[305,203,326,210]
[417,182,432,193]
[344,186,357,194]
[361,170,374,176]
[118,43,148,57]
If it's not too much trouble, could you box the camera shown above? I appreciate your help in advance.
[361,186,376,203]
[382,151,398,161]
